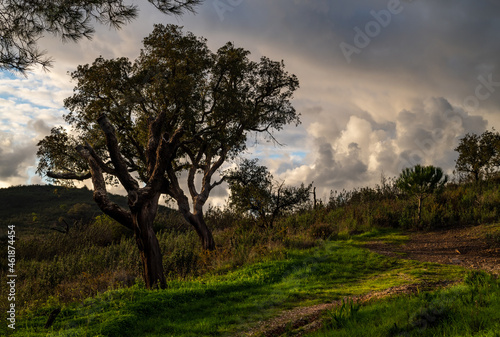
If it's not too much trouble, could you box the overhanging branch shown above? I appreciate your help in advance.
[47,171,92,181]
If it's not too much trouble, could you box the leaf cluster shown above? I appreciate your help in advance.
[396,164,448,199]
[0,0,202,73]
[226,159,311,227]
[454,129,500,183]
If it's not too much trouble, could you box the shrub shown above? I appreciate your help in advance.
[308,222,338,240]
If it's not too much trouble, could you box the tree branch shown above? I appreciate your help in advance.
[83,141,117,175]
[47,171,92,181]
[148,127,184,195]
[97,114,139,192]
[146,112,166,177]
[76,145,134,230]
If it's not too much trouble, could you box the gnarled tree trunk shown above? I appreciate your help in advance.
[130,193,166,289]
[189,210,215,251]
[176,195,215,251]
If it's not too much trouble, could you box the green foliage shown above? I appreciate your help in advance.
[455,129,500,183]
[227,158,312,228]
[326,298,361,329]
[308,222,338,240]
[313,271,500,337]
[396,164,448,226]
[1,0,202,73]
[396,164,448,197]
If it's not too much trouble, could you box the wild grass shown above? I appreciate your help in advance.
[313,271,500,337]
[10,234,466,337]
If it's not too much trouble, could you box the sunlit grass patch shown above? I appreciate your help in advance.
[312,271,500,337]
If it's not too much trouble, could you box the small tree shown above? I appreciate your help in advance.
[481,129,500,175]
[396,164,448,224]
[226,159,311,228]
[0,0,201,73]
[454,130,500,183]
[53,203,94,234]
[37,24,299,289]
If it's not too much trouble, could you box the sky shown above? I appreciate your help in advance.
[1,0,500,205]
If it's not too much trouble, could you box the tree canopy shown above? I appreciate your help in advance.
[0,0,202,73]
[37,24,299,288]
[396,164,447,224]
[226,159,311,228]
[454,129,500,183]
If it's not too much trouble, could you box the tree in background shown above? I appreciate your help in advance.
[480,129,500,176]
[53,203,94,234]
[396,164,448,224]
[0,0,201,73]
[226,159,311,228]
[454,130,500,183]
[37,24,299,288]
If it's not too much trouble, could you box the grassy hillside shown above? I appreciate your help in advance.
[0,185,128,234]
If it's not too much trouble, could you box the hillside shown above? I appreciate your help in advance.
[0,185,129,234]
[0,185,179,235]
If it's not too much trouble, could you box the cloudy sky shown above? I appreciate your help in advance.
[1,0,500,204]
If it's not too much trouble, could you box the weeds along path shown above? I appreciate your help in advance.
[242,280,457,337]
[365,224,500,275]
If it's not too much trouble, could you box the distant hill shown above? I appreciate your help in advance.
[0,185,129,234]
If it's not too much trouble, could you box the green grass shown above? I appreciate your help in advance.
[311,271,500,337]
[12,232,466,337]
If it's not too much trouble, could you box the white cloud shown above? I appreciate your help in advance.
[278,97,488,200]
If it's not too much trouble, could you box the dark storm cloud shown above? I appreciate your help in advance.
[207,1,500,101]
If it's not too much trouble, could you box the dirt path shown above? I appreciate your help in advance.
[241,224,500,337]
[366,224,500,275]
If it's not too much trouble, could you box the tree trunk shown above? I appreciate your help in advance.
[417,195,423,224]
[190,211,216,251]
[176,196,216,251]
[130,194,166,289]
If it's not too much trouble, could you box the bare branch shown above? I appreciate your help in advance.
[146,111,167,177]
[147,127,184,194]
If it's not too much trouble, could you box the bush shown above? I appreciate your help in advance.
[308,222,338,240]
